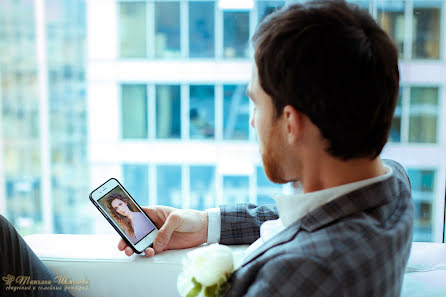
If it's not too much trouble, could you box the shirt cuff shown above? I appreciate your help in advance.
[206,207,221,244]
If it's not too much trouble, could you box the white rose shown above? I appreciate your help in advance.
[177,244,234,297]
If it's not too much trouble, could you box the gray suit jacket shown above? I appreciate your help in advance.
[219,160,414,297]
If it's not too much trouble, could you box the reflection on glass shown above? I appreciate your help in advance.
[377,1,405,57]
[257,1,285,22]
[122,164,149,206]
[190,85,215,139]
[407,169,435,242]
[47,0,89,234]
[256,166,282,205]
[389,90,402,142]
[155,2,181,58]
[189,1,214,58]
[121,85,148,139]
[157,165,182,208]
[0,0,43,235]
[412,3,441,59]
[190,166,216,210]
[156,85,181,139]
[223,85,250,140]
[409,87,438,143]
[223,12,249,58]
[223,176,249,204]
[119,2,147,58]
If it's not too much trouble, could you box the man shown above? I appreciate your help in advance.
[119,1,414,296]
[0,1,412,296]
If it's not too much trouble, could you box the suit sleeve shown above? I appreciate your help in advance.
[219,203,278,245]
[242,254,342,297]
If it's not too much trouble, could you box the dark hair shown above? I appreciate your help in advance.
[252,0,399,160]
[105,193,136,238]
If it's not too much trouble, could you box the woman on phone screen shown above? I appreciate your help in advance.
[105,193,155,244]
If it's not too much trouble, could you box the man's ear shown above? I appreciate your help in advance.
[283,105,304,144]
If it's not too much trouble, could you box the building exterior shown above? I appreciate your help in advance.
[0,0,445,242]
[0,0,89,234]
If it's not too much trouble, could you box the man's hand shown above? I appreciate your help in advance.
[117,206,209,257]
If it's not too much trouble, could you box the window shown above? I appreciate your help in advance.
[409,87,438,143]
[348,0,370,9]
[257,1,285,22]
[407,169,435,242]
[412,1,441,59]
[156,85,181,139]
[119,2,147,58]
[377,1,405,57]
[157,165,182,208]
[155,1,181,58]
[1,0,42,235]
[223,85,250,140]
[190,166,216,210]
[389,90,402,143]
[189,1,215,58]
[256,166,282,205]
[223,176,249,204]
[223,11,250,58]
[121,85,148,139]
[2,0,446,245]
[46,0,88,234]
[122,164,149,206]
[190,85,215,139]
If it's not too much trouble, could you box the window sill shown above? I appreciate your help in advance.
[24,235,446,297]
[24,234,248,297]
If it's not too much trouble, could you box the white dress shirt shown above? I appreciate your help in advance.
[207,166,393,258]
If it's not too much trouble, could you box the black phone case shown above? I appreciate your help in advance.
[89,177,155,254]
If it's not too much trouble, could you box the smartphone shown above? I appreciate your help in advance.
[89,178,158,254]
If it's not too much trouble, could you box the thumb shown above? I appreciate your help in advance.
[154,212,182,252]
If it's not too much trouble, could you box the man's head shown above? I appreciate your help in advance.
[247,0,399,184]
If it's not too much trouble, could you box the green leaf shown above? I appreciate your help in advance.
[191,277,201,286]
[186,277,202,297]
[204,284,218,297]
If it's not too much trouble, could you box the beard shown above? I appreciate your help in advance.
[261,126,289,184]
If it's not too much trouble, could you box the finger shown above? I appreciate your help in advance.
[143,205,176,222]
[142,207,167,229]
[144,248,155,257]
[124,246,134,257]
[154,212,182,253]
[118,239,127,251]
[142,207,162,226]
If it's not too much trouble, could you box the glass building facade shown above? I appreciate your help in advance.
[0,0,43,234]
[1,0,446,243]
[0,0,89,235]
[46,0,89,234]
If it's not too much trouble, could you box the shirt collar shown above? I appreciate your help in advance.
[273,165,394,227]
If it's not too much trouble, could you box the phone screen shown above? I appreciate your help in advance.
[97,185,156,245]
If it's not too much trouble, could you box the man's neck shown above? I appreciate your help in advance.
[301,156,387,193]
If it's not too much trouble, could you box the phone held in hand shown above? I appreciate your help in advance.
[89,178,158,254]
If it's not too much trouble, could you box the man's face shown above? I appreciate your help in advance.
[247,65,288,184]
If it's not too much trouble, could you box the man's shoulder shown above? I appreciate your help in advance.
[382,159,411,188]
[230,159,414,296]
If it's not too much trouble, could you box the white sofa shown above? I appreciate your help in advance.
[24,234,446,297]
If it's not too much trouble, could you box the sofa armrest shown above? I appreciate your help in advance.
[24,234,248,297]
